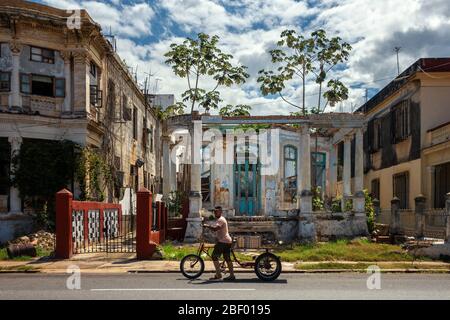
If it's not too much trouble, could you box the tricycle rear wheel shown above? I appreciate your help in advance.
[254,252,282,281]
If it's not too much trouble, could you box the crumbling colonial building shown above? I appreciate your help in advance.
[0,1,160,242]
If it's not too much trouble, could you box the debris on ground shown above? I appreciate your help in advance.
[8,230,55,252]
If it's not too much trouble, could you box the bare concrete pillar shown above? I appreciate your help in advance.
[8,136,22,213]
[342,134,352,210]
[9,43,22,110]
[162,134,171,199]
[72,51,89,115]
[390,197,400,235]
[61,51,72,114]
[299,125,312,213]
[354,128,365,212]
[185,119,203,242]
[329,143,337,198]
[414,194,426,239]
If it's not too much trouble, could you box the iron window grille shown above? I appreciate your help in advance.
[393,171,409,209]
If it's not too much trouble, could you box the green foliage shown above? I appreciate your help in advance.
[364,189,375,233]
[11,139,110,230]
[257,29,352,114]
[312,186,324,211]
[155,102,185,120]
[75,147,111,202]
[167,190,187,217]
[344,199,353,212]
[12,139,78,230]
[331,197,342,213]
[219,104,252,117]
[164,33,249,113]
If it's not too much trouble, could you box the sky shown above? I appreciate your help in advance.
[33,0,450,115]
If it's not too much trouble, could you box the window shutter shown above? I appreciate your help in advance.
[54,78,65,97]
[367,118,374,152]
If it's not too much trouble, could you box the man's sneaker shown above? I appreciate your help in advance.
[223,275,236,281]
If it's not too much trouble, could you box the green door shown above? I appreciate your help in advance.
[234,142,260,216]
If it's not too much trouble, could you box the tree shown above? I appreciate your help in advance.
[257,29,352,115]
[164,33,249,114]
[219,104,251,117]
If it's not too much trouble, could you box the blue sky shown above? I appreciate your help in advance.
[34,0,450,115]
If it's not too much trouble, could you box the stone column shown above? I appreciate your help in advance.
[342,134,352,210]
[299,125,312,213]
[184,119,203,242]
[414,194,426,239]
[297,125,316,242]
[72,51,89,115]
[329,143,337,198]
[9,42,22,111]
[161,134,171,200]
[354,128,365,212]
[8,136,22,213]
[60,51,72,114]
[390,197,400,235]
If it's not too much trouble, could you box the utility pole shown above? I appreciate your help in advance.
[394,47,401,75]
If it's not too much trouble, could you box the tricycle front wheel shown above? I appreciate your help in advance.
[254,252,282,281]
[180,254,205,279]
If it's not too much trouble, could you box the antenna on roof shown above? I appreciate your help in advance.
[394,47,401,75]
[104,26,117,52]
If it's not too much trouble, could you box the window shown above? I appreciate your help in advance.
[312,152,326,192]
[55,78,65,97]
[393,99,410,143]
[30,46,54,64]
[31,75,53,97]
[20,74,65,97]
[373,118,382,151]
[0,72,10,92]
[434,162,450,209]
[90,61,97,77]
[132,106,138,140]
[122,94,131,121]
[90,85,102,107]
[337,141,344,181]
[393,172,409,209]
[371,178,380,201]
[149,124,154,153]
[284,145,297,203]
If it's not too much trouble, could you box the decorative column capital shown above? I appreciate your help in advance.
[299,125,310,135]
[343,133,353,142]
[60,50,72,63]
[9,41,22,55]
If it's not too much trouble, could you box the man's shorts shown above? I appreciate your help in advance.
[212,242,232,261]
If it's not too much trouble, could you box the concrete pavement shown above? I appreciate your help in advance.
[0,253,449,273]
[0,273,450,300]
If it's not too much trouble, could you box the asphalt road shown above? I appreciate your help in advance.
[0,273,449,300]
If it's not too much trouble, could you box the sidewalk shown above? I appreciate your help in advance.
[1,253,449,273]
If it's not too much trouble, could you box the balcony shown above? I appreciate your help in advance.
[428,122,450,147]
[21,94,63,117]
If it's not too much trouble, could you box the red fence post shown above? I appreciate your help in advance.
[55,189,73,259]
[163,203,168,242]
[136,187,156,260]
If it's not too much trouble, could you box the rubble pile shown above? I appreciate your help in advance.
[9,230,55,252]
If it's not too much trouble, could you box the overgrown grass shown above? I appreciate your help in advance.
[275,239,427,262]
[161,239,432,262]
[295,262,450,270]
[0,246,52,261]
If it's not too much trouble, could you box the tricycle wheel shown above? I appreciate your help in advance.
[254,252,282,281]
[180,254,205,279]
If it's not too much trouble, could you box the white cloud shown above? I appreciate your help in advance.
[38,0,450,115]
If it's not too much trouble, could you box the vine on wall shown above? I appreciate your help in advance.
[11,139,111,230]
